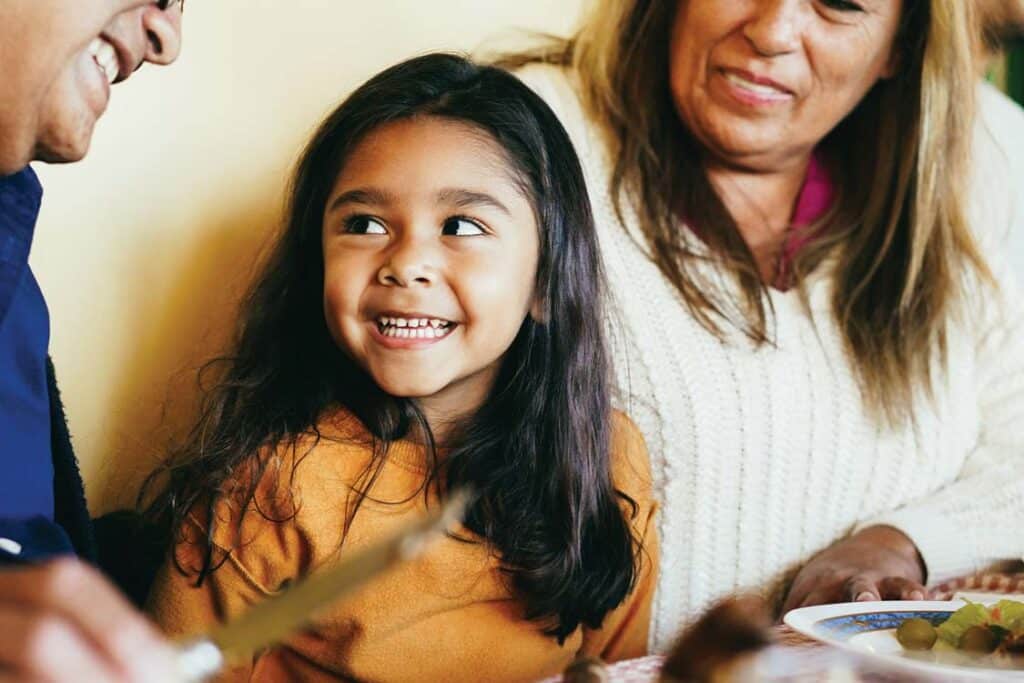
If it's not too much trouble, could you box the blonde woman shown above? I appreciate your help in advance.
[506,0,1024,650]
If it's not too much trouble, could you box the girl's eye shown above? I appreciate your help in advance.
[820,0,864,11]
[344,216,387,235]
[442,217,486,236]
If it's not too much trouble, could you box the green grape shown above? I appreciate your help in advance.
[897,618,938,651]
[959,625,998,654]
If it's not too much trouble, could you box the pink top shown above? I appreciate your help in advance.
[684,152,835,289]
[774,152,834,289]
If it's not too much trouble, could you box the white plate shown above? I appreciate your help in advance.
[783,600,1024,681]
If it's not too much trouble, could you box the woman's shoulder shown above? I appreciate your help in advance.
[513,62,579,107]
[970,82,1024,253]
[512,63,599,150]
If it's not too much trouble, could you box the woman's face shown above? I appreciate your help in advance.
[669,0,903,171]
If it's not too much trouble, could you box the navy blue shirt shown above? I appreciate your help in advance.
[0,167,70,562]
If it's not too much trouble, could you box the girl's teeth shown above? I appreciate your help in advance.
[379,324,449,340]
[376,315,453,340]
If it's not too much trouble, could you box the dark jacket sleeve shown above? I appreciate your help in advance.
[46,357,97,563]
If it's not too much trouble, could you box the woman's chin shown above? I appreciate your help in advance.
[703,128,809,171]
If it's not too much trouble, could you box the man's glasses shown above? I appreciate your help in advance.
[156,0,184,10]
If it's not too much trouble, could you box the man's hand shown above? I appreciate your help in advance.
[0,558,179,681]
[781,525,928,615]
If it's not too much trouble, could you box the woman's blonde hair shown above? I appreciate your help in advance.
[503,0,989,425]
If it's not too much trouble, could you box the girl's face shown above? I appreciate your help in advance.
[668,0,902,171]
[322,117,540,426]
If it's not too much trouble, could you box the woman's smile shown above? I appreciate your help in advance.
[670,0,902,167]
[715,67,796,108]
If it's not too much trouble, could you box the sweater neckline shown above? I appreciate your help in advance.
[320,408,440,474]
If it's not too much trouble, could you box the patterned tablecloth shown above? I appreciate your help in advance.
[542,573,1024,682]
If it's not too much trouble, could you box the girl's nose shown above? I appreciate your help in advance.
[377,239,438,287]
[743,0,803,57]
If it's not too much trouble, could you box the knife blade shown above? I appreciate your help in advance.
[174,488,472,682]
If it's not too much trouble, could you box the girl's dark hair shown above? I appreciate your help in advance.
[144,52,639,642]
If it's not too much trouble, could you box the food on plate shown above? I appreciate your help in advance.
[895,617,938,650]
[959,625,999,653]
[896,599,1024,661]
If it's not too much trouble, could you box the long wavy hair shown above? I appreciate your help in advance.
[501,0,990,426]
[143,53,639,642]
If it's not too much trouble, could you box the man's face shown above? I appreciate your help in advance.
[0,0,183,174]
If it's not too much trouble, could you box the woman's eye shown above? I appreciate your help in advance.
[344,216,387,235]
[442,217,486,236]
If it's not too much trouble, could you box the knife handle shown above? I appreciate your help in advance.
[175,638,225,683]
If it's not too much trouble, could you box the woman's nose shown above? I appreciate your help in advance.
[377,238,438,287]
[743,0,803,57]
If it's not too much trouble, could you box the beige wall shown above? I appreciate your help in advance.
[31,1,583,514]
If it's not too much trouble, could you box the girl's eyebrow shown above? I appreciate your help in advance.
[326,187,512,216]
[436,188,511,216]
[327,187,396,213]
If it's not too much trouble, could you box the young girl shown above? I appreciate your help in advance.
[144,53,657,682]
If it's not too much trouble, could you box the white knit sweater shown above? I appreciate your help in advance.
[516,64,1024,652]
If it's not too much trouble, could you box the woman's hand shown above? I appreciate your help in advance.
[781,525,928,615]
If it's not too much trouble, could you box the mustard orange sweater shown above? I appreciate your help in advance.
[146,409,658,682]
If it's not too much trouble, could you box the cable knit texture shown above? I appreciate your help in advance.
[515,64,1024,653]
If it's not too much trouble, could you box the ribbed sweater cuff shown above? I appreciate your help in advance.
[855,509,981,585]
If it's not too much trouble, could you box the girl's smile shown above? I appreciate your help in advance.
[370,313,458,348]
[321,116,540,424]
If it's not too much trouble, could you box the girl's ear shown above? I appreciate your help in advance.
[529,296,547,324]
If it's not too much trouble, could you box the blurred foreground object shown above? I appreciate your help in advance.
[658,597,859,683]
[659,596,771,682]
[563,656,610,683]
